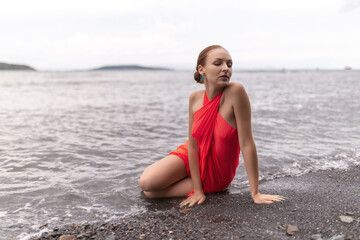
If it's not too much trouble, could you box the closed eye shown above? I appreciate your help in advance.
[213,60,232,67]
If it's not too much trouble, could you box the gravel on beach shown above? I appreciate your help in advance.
[35,166,360,240]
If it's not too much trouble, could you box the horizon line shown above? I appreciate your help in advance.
[1,68,358,72]
[0,62,357,72]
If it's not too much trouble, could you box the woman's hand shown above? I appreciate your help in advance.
[252,193,285,204]
[180,191,206,207]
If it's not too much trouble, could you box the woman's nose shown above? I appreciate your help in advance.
[222,63,229,71]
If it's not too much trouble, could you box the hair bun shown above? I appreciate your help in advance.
[194,71,201,83]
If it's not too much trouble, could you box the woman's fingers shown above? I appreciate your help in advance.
[180,194,206,207]
[180,199,190,207]
[253,193,286,204]
[198,196,206,205]
[180,200,192,207]
[188,200,196,207]
[272,195,285,201]
[181,198,198,207]
[180,197,194,207]
[274,196,285,201]
[263,194,285,201]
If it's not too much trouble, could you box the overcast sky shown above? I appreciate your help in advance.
[1,0,359,71]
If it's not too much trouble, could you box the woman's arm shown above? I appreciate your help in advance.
[180,92,206,207]
[232,83,284,204]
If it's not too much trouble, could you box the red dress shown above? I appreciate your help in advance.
[169,90,240,194]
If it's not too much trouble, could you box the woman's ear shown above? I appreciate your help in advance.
[198,65,205,76]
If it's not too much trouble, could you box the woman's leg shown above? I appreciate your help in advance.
[143,177,193,198]
[138,155,192,197]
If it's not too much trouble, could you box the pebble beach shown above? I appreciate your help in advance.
[35,165,360,240]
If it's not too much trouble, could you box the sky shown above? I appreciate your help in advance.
[1,0,360,71]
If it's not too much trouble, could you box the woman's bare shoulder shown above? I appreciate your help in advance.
[227,82,245,93]
[189,90,204,114]
[225,82,249,107]
[189,89,205,103]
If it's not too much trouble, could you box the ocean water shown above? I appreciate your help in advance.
[0,70,359,239]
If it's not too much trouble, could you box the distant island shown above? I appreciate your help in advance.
[91,65,172,71]
[0,62,36,71]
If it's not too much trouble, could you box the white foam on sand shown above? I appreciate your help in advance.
[105,205,147,223]
[232,149,360,190]
[0,211,7,218]
[12,202,32,214]
[17,227,51,240]
[282,149,360,177]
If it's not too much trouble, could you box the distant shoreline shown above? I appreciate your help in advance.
[90,65,172,71]
[1,68,359,73]
[0,61,357,72]
[0,62,36,71]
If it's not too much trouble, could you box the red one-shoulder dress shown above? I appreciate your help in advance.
[169,90,240,194]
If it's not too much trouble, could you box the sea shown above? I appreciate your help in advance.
[0,70,359,239]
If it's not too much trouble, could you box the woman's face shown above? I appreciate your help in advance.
[199,48,233,87]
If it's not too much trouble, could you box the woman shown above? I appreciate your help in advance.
[138,45,284,207]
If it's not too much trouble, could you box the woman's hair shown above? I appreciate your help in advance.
[194,45,225,83]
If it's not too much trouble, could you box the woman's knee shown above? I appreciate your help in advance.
[138,167,156,191]
[138,178,151,191]
[142,190,157,199]
[138,155,186,191]
[138,172,150,191]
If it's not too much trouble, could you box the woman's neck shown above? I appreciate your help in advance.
[204,84,224,100]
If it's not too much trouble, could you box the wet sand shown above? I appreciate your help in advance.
[36,166,359,239]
